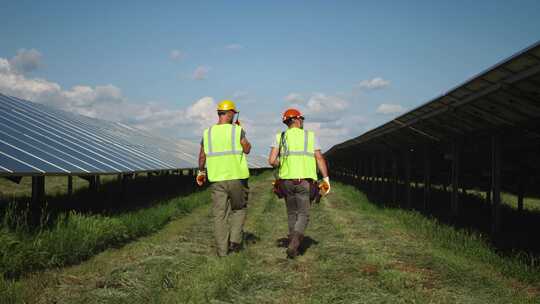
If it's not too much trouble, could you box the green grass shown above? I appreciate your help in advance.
[0,188,209,302]
[2,172,539,303]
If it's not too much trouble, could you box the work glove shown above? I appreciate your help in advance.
[196,170,207,186]
[319,177,331,196]
[235,120,241,126]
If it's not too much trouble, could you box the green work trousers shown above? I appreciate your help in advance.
[282,179,311,234]
[211,179,249,256]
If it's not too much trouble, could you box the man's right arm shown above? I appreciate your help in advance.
[198,144,206,171]
[268,147,279,167]
[314,150,329,178]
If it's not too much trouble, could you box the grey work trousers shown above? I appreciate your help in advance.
[282,179,311,235]
[211,179,249,257]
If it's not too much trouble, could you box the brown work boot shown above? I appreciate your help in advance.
[276,234,291,248]
[229,242,242,253]
[286,231,303,259]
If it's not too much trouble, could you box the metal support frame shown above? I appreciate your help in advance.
[451,141,460,216]
[88,175,100,193]
[423,145,431,210]
[381,156,386,200]
[404,149,411,209]
[517,174,525,212]
[354,159,361,187]
[371,155,376,193]
[31,176,45,205]
[363,158,368,187]
[67,176,73,196]
[4,176,22,184]
[491,135,502,234]
[392,154,398,206]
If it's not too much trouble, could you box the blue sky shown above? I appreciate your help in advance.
[1,0,539,154]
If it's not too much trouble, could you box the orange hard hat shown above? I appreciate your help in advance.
[282,108,304,123]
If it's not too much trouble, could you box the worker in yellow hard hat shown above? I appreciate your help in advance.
[196,99,251,257]
[268,108,330,259]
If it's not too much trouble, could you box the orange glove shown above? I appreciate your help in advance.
[319,177,331,196]
[196,170,206,186]
[235,120,241,126]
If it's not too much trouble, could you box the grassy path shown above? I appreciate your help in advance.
[6,174,540,303]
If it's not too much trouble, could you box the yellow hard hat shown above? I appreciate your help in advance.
[217,100,238,112]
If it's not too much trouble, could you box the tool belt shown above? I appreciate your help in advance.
[272,179,321,202]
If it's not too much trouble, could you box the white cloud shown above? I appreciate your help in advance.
[298,93,350,124]
[0,58,11,74]
[192,65,210,80]
[359,77,390,90]
[0,52,221,140]
[376,103,405,115]
[225,44,243,50]
[186,97,218,131]
[170,49,183,60]
[9,49,42,73]
[284,93,304,104]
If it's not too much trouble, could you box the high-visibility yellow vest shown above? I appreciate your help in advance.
[276,128,317,180]
[203,124,250,182]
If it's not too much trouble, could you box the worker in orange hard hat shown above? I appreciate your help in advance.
[197,99,251,257]
[268,108,330,258]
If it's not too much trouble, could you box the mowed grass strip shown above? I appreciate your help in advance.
[3,173,540,303]
[0,189,210,303]
[309,183,540,303]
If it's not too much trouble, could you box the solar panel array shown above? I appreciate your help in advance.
[0,93,268,176]
[326,40,540,155]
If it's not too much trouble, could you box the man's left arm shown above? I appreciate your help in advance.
[196,144,207,186]
[240,129,251,154]
[198,144,206,171]
[313,133,330,194]
[314,150,329,178]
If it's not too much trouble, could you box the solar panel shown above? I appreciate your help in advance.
[0,93,197,175]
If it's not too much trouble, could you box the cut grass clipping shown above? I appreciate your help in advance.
[0,190,210,279]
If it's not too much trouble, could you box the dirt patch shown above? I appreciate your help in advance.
[389,261,439,290]
[509,280,540,298]
[360,264,379,276]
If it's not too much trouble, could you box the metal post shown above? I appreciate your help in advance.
[363,158,367,188]
[381,156,386,200]
[371,155,376,194]
[392,154,398,206]
[517,175,525,213]
[31,176,45,205]
[423,146,431,210]
[67,175,73,196]
[491,135,502,234]
[451,141,460,216]
[121,174,129,197]
[404,149,411,209]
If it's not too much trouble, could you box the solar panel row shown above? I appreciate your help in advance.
[0,93,196,175]
[0,93,269,176]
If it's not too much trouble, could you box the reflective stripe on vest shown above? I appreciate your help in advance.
[282,130,314,157]
[277,128,317,180]
[204,124,249,182]
[206,124,242,157]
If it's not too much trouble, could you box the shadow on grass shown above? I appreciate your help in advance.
[0,173,202,231]
[298,236,319,256]
[275,236,319,256]
[244,231,260,246]
[337,176,540,261]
